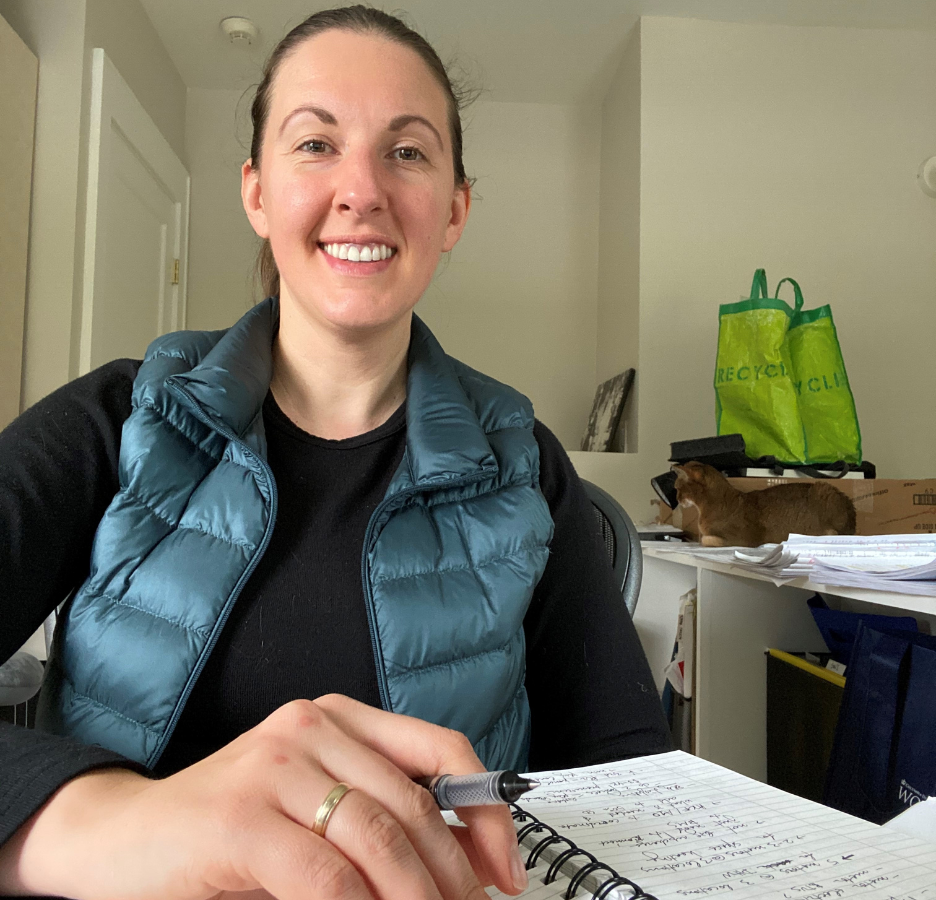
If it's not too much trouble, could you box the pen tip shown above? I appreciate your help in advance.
[527,780,541,789]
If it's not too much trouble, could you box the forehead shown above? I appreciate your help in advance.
[269,29,450,136]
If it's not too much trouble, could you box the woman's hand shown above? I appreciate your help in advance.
[0,695,528,900]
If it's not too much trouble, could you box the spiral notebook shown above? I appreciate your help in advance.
[489,751,936,900]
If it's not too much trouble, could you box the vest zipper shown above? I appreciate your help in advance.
[360,469,494,714]
[149,380,279,767]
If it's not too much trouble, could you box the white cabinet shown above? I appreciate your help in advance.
[637,545,936,784]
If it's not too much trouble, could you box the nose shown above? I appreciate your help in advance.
[333,149,387,217]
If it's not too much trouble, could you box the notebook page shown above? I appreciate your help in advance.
[490,751,936,900]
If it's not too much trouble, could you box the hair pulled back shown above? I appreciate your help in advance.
[250,5,474,299]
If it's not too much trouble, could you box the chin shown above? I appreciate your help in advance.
[289,295,416,336]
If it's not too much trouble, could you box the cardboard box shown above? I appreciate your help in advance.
[655,478,936,538]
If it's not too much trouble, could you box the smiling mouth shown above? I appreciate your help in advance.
[320,242,396,262]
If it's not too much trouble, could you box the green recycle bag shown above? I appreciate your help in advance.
[715,270,861,465]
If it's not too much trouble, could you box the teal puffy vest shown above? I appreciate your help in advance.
[36,300,554,771]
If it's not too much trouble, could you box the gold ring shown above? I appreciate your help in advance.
[312,782,352,838]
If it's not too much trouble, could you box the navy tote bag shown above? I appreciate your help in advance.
[824,623,936,824]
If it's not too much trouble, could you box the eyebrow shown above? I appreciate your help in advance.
[278,106,444,150]
[279,105,337,135]
[388,114,444,151]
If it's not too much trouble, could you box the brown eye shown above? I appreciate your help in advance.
[392,146,423,162]
[300,139,331,154]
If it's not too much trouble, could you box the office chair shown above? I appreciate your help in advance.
[0,652,44,727]
[580,479,643,617]
[0,612,55,728]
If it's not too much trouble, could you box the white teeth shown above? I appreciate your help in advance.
[322,242,395,262]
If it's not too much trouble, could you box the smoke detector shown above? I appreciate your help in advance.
[919,156,936,198]
[220,17,259,47]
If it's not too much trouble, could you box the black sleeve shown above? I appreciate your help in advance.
[524,420,672,771]
[0,358,141,662]
[0,359,147,849]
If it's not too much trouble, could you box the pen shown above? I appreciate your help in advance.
[416,770,540,810]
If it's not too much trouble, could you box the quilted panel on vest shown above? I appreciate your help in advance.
[38,311,277,765]
[474,684,531,772]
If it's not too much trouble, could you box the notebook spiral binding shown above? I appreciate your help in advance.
[511,805,659,900]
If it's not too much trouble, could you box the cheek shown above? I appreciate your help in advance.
[267,171,329,233]
[403,190,453,249]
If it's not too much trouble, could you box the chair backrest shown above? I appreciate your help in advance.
[580,479,643,617]
[1,611,56,726]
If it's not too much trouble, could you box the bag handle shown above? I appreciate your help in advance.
[774,277,805,313]
[749,269,769,300]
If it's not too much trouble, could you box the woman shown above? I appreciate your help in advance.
[0,7,669,899]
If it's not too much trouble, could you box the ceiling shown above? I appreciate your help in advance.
[138,0,936,103]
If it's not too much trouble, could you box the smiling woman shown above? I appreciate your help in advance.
[245,27,469,322]
[242,14,473,439]
[247,6,474,303]
[0,6,670,900]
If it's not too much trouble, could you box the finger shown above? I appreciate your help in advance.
[269,759,444,900]
[307,731,491,900]
[312,787,446,900]
[449,825,494,887]
[312,695,479,777]
[312,696,526,895]
[449,804,526,895]
[215,891,277,899]
[244,812,374,900]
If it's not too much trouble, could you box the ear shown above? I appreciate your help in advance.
[241,160,270,239]
[672,465,687,486]
[441,182,471,252]
[687,463,706,482]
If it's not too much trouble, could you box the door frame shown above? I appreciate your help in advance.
[79,47,190,375]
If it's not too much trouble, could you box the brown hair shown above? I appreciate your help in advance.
[249,5,475,299]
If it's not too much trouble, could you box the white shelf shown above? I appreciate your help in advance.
[642,543,936,617]
[636,545,935,785]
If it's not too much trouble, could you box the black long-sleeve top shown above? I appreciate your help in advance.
[0,359,671,850]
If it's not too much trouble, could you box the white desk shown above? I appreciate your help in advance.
[635,543,936,785]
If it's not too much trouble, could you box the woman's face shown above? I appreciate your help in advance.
[242,29,470,335]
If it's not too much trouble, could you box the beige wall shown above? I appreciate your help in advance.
[0,12,37,428]
[0,0,87,409]
[582,17,936,521]
[596,24,641,452]
[84,0,187,164]
[184,87,259,332]
[11,7,935,496]
[419,100,601,448]
[0,0,186,409]
[184,93,603,449]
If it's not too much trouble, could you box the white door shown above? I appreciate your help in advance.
[80,48,190,373]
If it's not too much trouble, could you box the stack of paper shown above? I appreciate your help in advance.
[790,534,936,595]
[653,543,808,580]
[654,534,936,595]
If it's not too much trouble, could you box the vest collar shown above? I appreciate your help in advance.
[169,298,498,488]
[404,316,498,488]
[169,298,277,439]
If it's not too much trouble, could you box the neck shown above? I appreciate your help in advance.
[270,303,411,441]
[718,479,747,514]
